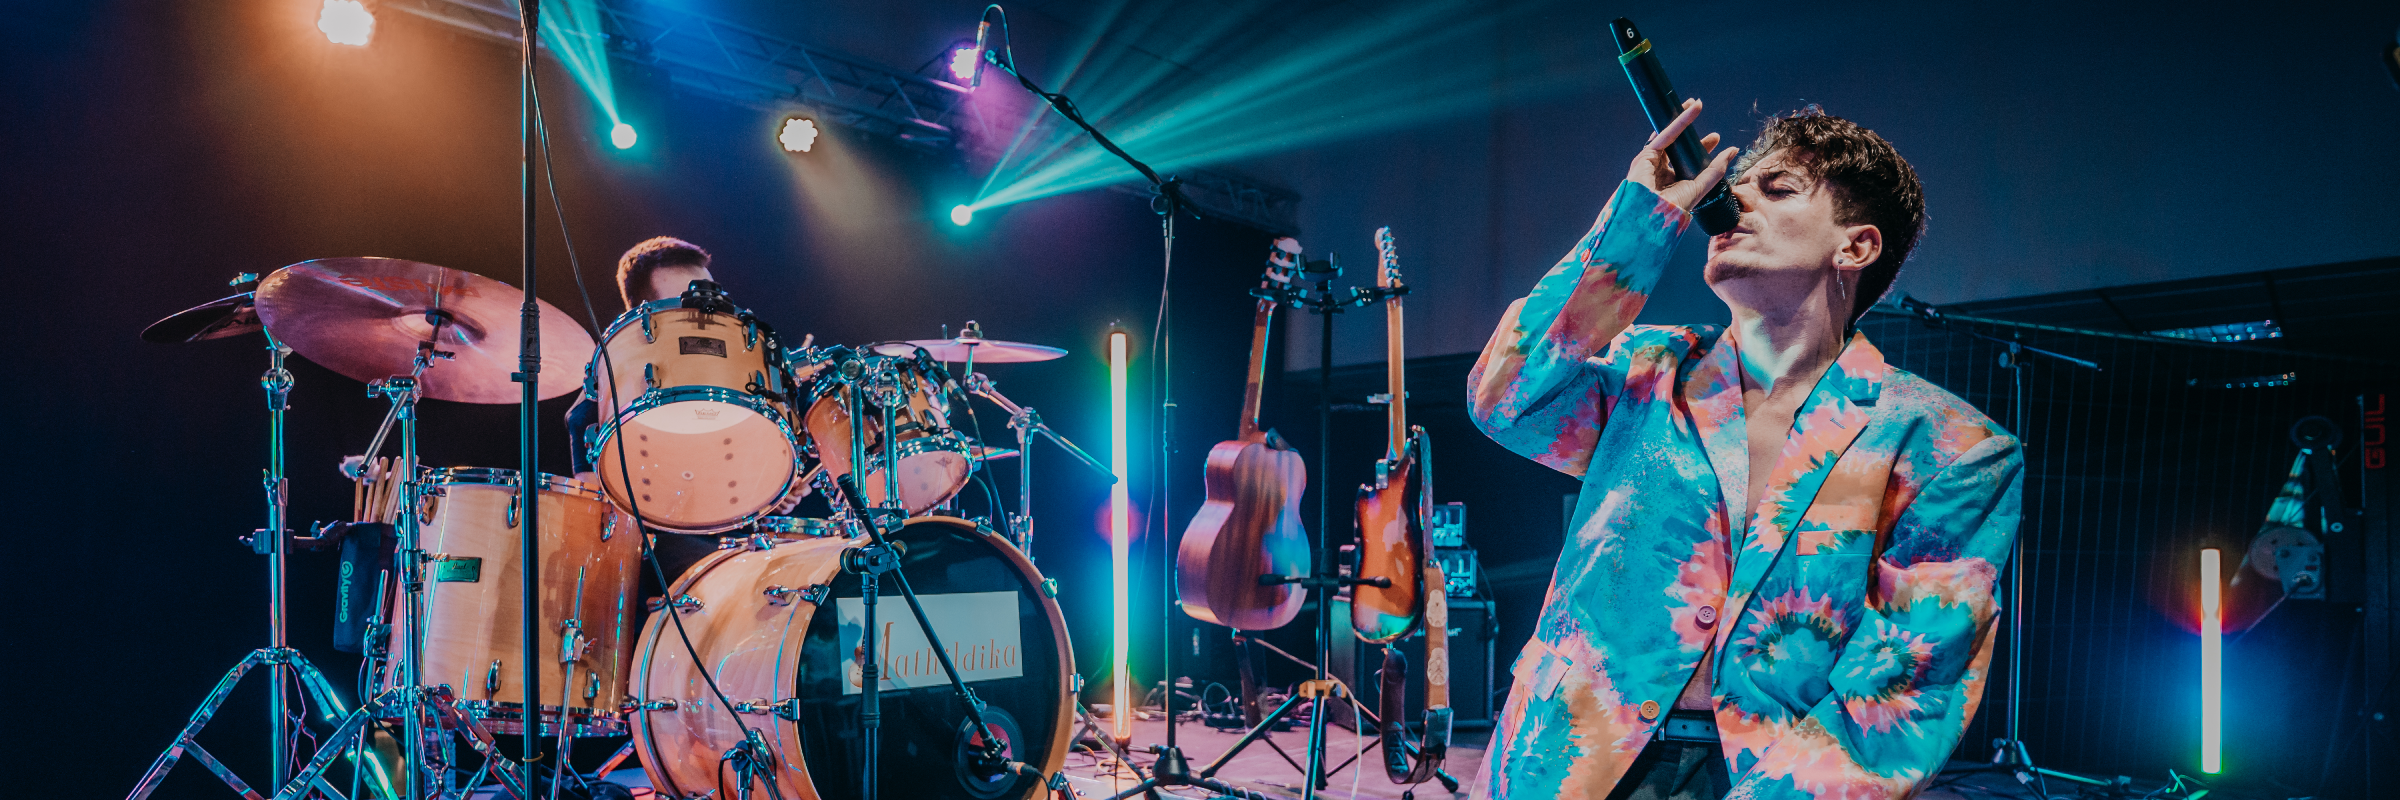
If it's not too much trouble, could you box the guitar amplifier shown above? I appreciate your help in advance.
[1327,594,1498,732]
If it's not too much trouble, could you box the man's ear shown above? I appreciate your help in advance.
[1837,224,1882,273]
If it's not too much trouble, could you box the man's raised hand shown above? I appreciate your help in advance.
[1626,98,1739,213]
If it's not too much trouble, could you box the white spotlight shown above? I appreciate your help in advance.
[318,0,375,46]
[610,122,638,150]
[778,117,819,153]
[949,205,975,226]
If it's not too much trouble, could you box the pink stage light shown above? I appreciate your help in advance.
[318,0,374,46]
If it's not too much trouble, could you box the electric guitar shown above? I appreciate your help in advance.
[1350,227,1450,781]
[1176,239,1311,631]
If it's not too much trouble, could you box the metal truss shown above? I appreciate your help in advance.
[390,0,981,149]
[390,0,1303,234]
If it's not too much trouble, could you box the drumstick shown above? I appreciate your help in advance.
[352,471,366,523]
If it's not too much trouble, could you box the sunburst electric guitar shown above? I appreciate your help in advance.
[1350,227,1450,782]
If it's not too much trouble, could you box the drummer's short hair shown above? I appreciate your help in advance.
[617,236,713,308]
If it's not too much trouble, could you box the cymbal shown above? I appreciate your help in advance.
[969,444,1020,463]
[871,336,1066,364]
[254,257,595,403]
[142,292,261,343]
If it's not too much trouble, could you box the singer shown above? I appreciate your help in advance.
[1465,100,2022,800]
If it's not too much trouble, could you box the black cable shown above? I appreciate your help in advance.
[531,73,783,800]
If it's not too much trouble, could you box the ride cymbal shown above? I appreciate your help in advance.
[870,336,1066,364]
[253,257,594,403]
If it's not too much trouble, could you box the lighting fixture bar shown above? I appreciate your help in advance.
[2200,547,2223,774]
[1109,330,1131,744]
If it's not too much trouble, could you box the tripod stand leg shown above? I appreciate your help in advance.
[127,649,273,800]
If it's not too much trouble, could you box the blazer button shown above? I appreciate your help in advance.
[1638,700,1661,720]
[1696,606,1718,627]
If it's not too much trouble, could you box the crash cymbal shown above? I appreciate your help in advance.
[871,336,1066,364]
[253,257,594,403]
[142,292,261,343]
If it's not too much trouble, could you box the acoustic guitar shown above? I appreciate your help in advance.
[1175,239,1312,631]
[1351,227,1450,781]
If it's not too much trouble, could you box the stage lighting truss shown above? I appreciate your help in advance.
[391,0,980,153]
[779,117,820,153]
[319,0,375,46]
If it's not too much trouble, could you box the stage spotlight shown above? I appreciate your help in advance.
[317,0,374,46]
[950,46,982,84]
[778,117,819,153]
[949,204,975,226]
[610,122,637,150]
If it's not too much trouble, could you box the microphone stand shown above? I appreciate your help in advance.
[512,0,546,782]
[983,33,1238,797]
[831,353,1055,800]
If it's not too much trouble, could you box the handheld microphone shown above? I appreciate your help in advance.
[969,15,994,88]
[1611,18,1742,235]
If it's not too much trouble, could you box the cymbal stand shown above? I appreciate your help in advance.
[826,354,1054,800]
[963,372,1116,560]
[127,325,360,800]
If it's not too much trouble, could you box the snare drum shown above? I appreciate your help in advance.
[384,468,639,735]
[629,517,1073,800]
[802,357,973,513]
[588,299,801,533]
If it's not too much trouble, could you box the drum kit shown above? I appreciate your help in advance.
[129,257,1116,800]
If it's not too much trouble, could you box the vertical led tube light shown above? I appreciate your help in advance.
[2200,547,2223,773]
[1109,330,1132,743]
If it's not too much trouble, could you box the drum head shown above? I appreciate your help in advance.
[793,518,1069,800]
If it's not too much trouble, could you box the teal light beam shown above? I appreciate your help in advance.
[969,0,1585,213]
[537,0,622,132]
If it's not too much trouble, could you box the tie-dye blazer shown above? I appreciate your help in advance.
[1464,181,2023,800]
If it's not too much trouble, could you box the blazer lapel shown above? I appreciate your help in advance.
[1717,332,1888,636]
[1682,331,1748,528]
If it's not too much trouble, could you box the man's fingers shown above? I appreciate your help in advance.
[1694,145,1740,188]
[1646,99,1705,150]
[1700,132,1720,151]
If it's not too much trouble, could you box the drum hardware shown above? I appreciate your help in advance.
[962,372,1115,557]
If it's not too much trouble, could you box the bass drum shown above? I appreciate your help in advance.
[629,517,1072,800]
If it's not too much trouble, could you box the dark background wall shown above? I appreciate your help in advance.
[0,3,1267,796]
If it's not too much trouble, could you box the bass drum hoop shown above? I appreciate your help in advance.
[628,517,1073,800]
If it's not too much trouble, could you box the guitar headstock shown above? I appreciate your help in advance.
[1374,227,1399,288]
[1264,237,1303,285]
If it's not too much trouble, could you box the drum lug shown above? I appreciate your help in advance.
[485,660,503,694]
[640,307,655,343]
[772,698,802,722]
[731,698,779,716]
[1069,672,1085,693]
[629,697,679,713]
[747,370,767,395]
[644,594,704,614]
[586,671,601,700]
[1040,577,1058,598]
[643,362,659,390]
[763,583,829,607]
[600,513,617,541]
[744,319,759,351]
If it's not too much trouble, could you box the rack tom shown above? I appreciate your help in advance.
[589,298,801,533]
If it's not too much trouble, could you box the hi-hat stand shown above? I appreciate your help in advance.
[127,294,355,800]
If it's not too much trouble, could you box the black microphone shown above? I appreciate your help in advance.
[1611,18,1742,235]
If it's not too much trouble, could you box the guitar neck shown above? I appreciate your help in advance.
[1238,297,1274,442]
[1383,280,1406,458]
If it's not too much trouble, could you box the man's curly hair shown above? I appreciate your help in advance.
[616,236,712,309]
[1731,107,1925,325]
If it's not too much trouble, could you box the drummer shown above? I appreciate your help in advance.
[566,236,726,586]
